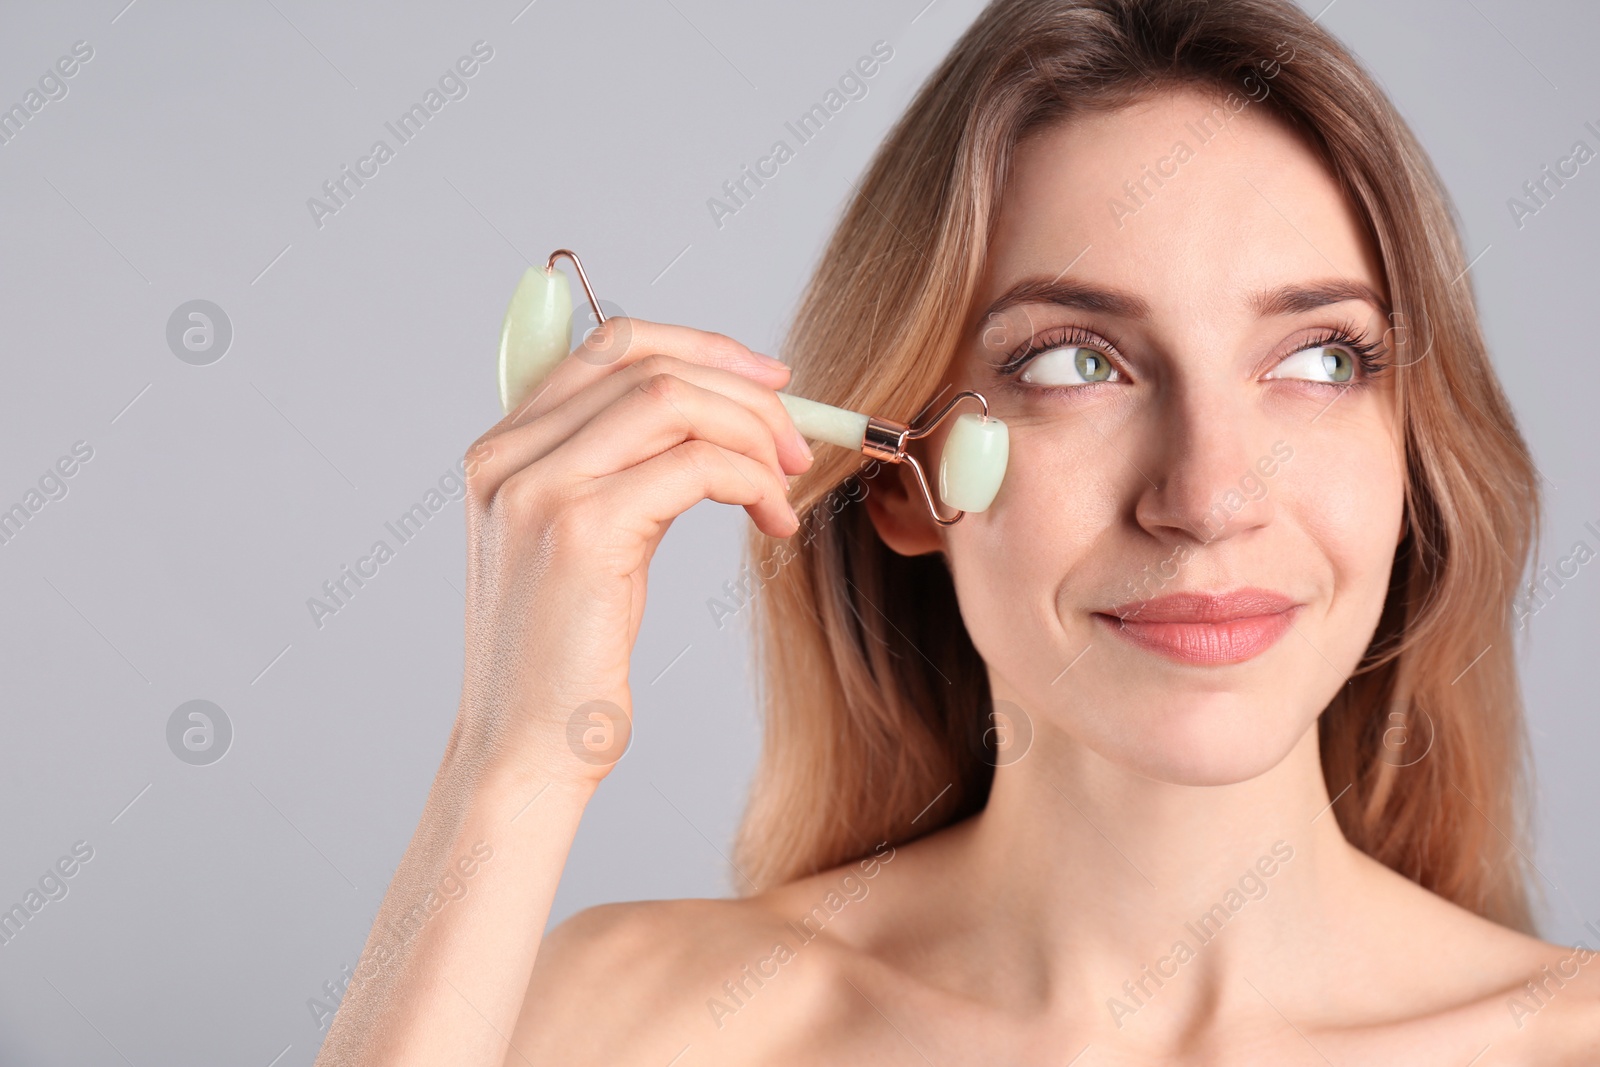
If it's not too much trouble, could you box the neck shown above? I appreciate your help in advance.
[952,718,1362,1027]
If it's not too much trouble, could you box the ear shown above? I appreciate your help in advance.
[861,459,945,557]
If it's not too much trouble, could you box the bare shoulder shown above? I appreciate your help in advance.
[507,891,870,1065]
[1333,853,1600,1063]
[1398,887,1600,1061]
[1475,932,1600,1065]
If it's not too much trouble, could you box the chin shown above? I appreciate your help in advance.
[1064,682,1314,787]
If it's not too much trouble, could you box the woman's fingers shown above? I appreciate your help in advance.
[491,433,796,570]
[502,371,799,526]
[504,318,791,425]
[470,354,811,501]
[581,437,799,542]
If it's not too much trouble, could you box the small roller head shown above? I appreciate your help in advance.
[498,266,573,415]
[938,412,1009,513]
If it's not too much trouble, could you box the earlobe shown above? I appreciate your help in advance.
[861,461,945,557]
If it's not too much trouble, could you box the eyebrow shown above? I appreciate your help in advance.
[1248,279,1391,318]
[975,276,1390,329]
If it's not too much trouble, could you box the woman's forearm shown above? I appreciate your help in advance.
[313,734,595,1067]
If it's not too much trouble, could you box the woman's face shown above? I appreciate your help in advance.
[874,87,1407,786]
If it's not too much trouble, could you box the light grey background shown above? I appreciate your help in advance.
[0,1,1594,1063]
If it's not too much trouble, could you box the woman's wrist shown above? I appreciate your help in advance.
[441,697,608,814]
[471,760,599,823]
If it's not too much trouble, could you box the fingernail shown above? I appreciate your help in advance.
[753,351,789,371]
[793,427,813,463]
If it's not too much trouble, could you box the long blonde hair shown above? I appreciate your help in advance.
[734,0,1541,932]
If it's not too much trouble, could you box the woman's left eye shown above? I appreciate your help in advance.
[1264,343,1357,384]
[1018,346,1120,387]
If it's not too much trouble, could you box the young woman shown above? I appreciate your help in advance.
[315,0,1599,1062]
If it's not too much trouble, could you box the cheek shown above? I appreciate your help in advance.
[1311,420,1402,534]
[998,420,1127,538]
[1282,417,1406,624]
[942,421,1123,662]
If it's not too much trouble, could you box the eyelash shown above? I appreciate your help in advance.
[994,319,1392,392]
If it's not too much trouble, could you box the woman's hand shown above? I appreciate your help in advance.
[456,317,814,792]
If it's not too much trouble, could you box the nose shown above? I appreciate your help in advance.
[1132,385,1277,546]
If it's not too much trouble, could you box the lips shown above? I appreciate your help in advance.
[1093,589,1300,665]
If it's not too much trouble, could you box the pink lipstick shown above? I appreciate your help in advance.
[1093,589,1300,665]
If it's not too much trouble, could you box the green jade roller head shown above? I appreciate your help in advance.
[497,249,1010,525]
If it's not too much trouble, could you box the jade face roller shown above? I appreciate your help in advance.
[497,249,1010,525]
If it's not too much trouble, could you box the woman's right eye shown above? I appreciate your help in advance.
[1018,346,1121,387]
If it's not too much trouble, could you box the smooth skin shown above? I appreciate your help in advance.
[314,88,1599,1067]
